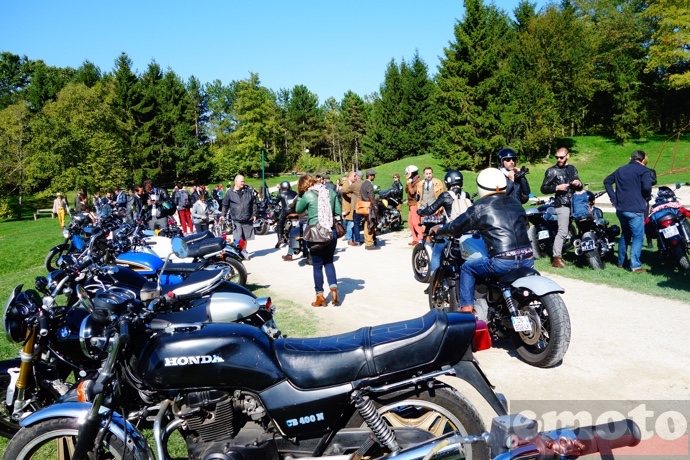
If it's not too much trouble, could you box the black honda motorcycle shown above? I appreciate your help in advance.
[2,286,641,460]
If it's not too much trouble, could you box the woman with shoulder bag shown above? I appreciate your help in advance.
[295,174,342,307]
[191,190,210,232]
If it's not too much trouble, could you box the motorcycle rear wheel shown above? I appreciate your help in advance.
[511,293,571,368]
[2,417,142,459]
[585,248,605,270]
[412,244,431,283]
[346,385,488,460]
[428,269,459,311]
[255,220,269,235]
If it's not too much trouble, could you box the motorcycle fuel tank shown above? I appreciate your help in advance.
[116,252,164,274]
[135,322,285,391]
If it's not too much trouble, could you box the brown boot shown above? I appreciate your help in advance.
[312,293,326,307]
[551,256,567,268]
[330,287,340,306]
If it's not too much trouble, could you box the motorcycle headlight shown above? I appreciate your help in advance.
[79,315,108,360]
[62,229,71,239]
[4,286,41,343]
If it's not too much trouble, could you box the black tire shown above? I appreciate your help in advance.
[391,217,403,232]
[673,246,690,270]
[206,258,247,286]
[511,293,571,368]
[428,269,459,312]
[255,220,269,235]
[527,226,546,259]
[2,417,146,459]
[564,222,577,252]
[44,244,70,272]
[585,247,605,270]
[346,385,488,460]
[0,373,21,439]
[412,244,431,283]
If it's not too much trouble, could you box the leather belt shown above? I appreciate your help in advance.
[495,248,533,260]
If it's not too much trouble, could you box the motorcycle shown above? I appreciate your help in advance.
[645,184,690,270]
[411,215,445,283]
[44,212,101,272]
[375,187,404,233]
[571,191,620,270]
[285,212,312,265]
[525,197,577,260]
[3,287,641,460]
[427,232,571,368]
[0,239,279,439]
[254,197,278,235]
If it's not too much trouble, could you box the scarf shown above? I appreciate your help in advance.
[309,183,333,228]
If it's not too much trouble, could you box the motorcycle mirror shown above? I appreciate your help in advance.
[76,285,95,314]
[171,237,189,259]
[675,182,681,190]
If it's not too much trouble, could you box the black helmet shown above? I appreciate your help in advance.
[497,148,518,166]
[279,181,291,191]
[444,170,464,189]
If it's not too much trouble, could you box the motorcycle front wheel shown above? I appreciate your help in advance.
[511,293,571,368]
[206,259,247,286]
[428,269,459,311]
[411,244,431,283]
[2,417,143,459]
[255,220,269,235]
[346,385,488,460]
[44,244,70,272]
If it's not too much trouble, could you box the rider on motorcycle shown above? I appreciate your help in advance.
[416,170,472,222]
[435,168,534,313]
[275,180,298,249]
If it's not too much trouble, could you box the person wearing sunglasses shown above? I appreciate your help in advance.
[540,147,581,267]
[497,147,531,204]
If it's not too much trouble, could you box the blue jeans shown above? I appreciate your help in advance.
[617,211,645,269]
[460,256,534,307]
[308,234,338,294]
[352,213,363,243]
[345,219,354,241]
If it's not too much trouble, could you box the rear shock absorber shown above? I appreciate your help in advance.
[351,391,400,453]
[501,285,519,315]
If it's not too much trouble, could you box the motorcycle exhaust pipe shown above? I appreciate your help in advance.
[573,239,581,256]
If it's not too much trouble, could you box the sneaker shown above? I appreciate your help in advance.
[631,267,647,273]
[241,249,251,260]
[365,245,380,250]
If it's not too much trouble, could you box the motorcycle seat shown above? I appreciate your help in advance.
[160,269,224,296]
[273,310,476,389]
[181,231,216,245]
[286,213,300,219]
[186,238,227,259]
[160,262,204,273]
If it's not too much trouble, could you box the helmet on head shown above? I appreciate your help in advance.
[476,168,507,199]
[444,170,464,189]
[497,148,517,166]
[279,181,291,191]
[405,165,418,176]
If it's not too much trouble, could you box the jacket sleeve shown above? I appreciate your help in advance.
[541,169,557,195]
[331,190,342,215]
[641,169,652,202]
[295,193,309,214]
[436,209,472,237]
[417,192,447,216]
[603,172,617,208]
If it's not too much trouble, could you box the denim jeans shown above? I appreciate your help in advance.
[308,234,338,294]
[345,219,354,241]
[352,213,363,243]
[460,256,534,307]
[617,211,645,269]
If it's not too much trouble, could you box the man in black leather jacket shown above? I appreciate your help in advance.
[435,168,534,313]
[540,147,581,267]
[417,170,471,222]
[275,181,298,249]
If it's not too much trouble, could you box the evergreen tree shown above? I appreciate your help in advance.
[73,60,102,88]
[285,84,323,171]
[132,61,163,183]
[0,52,30,110]
[340,91,369,171]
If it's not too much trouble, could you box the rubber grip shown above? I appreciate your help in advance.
[573,419,641,455]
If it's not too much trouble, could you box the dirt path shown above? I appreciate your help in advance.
[243,222,690,425]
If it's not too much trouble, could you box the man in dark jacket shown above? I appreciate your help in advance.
[604,150,653,272]
[436,168,534,313]
[274,181,298,249]
[143,179,170,231]
[540,147,581,267]
[222,174,258,258]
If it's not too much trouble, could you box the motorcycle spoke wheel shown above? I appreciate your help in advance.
[45,244,70,272]
[4,417,131,459]
[512,294,571,368]
[427,270,458,311]
[412,245,431,283]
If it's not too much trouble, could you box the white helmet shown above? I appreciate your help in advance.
[404,165,418,176]
[476,168,507,199]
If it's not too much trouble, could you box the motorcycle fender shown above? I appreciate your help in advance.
[20,402,151,460]
[512,275,564,296]
[452,359,507,417]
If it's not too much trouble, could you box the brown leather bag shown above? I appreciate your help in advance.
[355,200,371,216]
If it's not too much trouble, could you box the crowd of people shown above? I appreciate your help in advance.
[49,145,662,310]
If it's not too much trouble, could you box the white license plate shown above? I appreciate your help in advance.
[580,239,596,251]
[537,230,550,240]
[662,225,679,238]
[511,316,532,332]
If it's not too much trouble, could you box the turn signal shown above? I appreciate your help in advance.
[472,320,492,352]
[76,380,94,402]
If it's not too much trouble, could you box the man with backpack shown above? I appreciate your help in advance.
[417,170,472,222]
[175,184,193,235]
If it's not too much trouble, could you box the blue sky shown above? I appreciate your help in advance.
[3,0,545,103]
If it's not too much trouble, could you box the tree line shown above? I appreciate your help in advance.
[0,0,688,202]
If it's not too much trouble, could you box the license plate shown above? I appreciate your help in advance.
[537,230,550,240]
[662,225,679,238]
[580,239,596,251]
[511,316,532,332]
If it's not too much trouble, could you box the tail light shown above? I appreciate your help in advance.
[659,219,674,228]
[472,320,492,352]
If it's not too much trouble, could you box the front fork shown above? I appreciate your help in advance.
[8,327,37,420]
